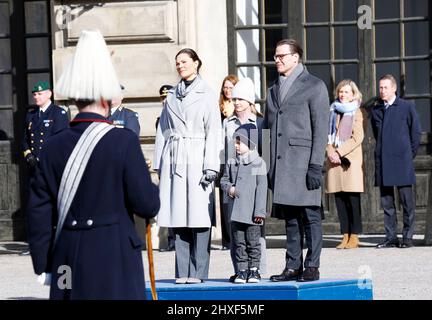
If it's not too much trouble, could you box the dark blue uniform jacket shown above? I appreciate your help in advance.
[370,97,421,186]
[22,103,69,158]
[27,112,160,300]
[108,106,141,137]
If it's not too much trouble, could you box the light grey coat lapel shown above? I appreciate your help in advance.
[180,78,206,113]
[166,88,185,123]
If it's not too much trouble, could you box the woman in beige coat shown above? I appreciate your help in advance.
[325,79,366,249]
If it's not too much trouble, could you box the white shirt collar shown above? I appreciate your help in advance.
[39,101,51,113]
[111,105,123,115]
[385,95,397,107]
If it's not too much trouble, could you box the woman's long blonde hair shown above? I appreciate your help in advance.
[334,79,363,103]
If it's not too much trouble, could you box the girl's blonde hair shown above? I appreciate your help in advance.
[334,79,362,103]
[250,103,263,117]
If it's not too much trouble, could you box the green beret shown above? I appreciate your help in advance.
[31,81,51,93]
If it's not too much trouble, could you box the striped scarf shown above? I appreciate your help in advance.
[328,100,360,147]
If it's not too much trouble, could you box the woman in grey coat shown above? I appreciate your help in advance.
[153,48,222,284]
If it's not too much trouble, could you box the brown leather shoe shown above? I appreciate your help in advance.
[297,267,320,282]
[270,268,302,282]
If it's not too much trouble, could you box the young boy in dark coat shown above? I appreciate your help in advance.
[220,123,267,283]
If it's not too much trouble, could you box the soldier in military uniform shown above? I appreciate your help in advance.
[108,85,140,137]
[20,81,69,256]
[22,81,69,170]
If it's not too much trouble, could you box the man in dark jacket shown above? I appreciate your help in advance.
[20,81,69,256]
[27,30,160,300]
[371,74,421,249]
[264,39,329,282]
[22,81,69,170]
[108,85,141,137]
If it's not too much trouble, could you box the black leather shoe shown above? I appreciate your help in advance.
[270,268,301,282]
[400,239,414,248]
[229,274,237,283]
[19,250,30,256]
[160,244,175,252]
[298,267,320,282]
[376,239,399,249]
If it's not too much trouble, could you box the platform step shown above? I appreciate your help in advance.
[146,278,373,300]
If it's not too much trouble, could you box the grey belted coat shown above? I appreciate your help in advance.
[153,76,222,227]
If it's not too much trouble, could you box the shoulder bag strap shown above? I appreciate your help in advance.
[54,122,114,249]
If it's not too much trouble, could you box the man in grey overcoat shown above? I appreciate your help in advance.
[264,39,329,282]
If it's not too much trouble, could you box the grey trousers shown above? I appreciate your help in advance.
[277,205,323,269]
[231,221,261,271]
[173,227,211,279]
[380,185,415,240]
[230,225,267,274]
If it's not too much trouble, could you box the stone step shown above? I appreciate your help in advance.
[146,278,373,300]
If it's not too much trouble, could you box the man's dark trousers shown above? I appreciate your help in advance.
[380,185,415,241]
[280,205,322,269]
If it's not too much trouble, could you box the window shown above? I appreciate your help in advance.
[228,0,431,131]
[373,0,430,131]
[24,0,52,105]
[0,1,12,108]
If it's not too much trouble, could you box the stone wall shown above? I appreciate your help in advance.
[50,0,229,244]
[52,0,228,138]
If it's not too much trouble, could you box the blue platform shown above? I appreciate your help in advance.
[145,278,373,300]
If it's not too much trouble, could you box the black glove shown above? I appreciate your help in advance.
[199,169,218,187]
[25,153,38,168]
[306,164,322,190]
